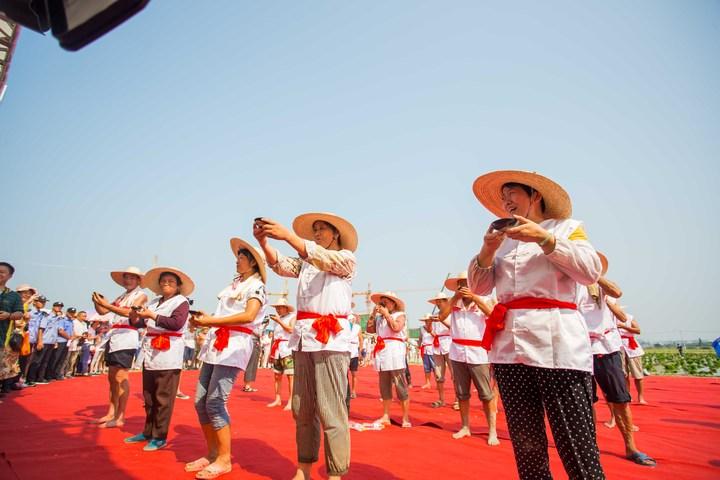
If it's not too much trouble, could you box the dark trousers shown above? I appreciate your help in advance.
[50,343,68,379]
[78,344,91,374]
[494,363,605,480]
[142,369,181,440]
[243,337,260,382]
[35,345,56,381]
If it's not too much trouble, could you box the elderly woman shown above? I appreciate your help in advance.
[123,267,193,452]
[427,291,453,408]
[468,170,605,480]
[183,238,267,479]
[254,212,357,480]
[367,291,411,428]
[267,298,296,411]
[91,266,148,428]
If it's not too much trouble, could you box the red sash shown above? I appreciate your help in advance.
[373,336,404,355]
[589,328,613,340]
[432,333,450,348]
[481,297,577,351]
[621,335,640,350]
[270,338,287,358]
[213,326,254,352]
[296,311,347,344]
[146,331,182,351]
[452,338,484,347]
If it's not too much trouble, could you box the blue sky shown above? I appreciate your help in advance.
[2,1,718,342]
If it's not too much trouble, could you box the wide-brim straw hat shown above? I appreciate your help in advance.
[142,266,195,297]
[15,284,37,294]
[472,170,572,220]
[230,237,267,283]
[427,291,450,305]
[110,267,145,288]
[597,251,609,275]
[444,271,469,292]
[420,313,434,322]
[292,212,358,252]
[270,297,295,312]
[370,291,406,312]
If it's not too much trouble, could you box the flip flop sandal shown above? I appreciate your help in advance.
[243,386,258,392]
[196,465,232,479]
[431,401,445,408]
[185,458,212,472]
[402,421,412,428]
[627,451,656,467]
[452,402,460,411]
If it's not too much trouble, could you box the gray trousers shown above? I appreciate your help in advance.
[292,350,350,476]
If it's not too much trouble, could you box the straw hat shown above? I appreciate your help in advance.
[597,251,609,275]
[427,291,450,305]
[420,313,434,322]
[370,291,405,312]
[142,266,195,297]
[15,284,36,294]
[444,271,469,292]
[292,212,358,252]
[110,266,145,288]
[270,297,295,312]
[230,237,267,283]
[472,170,572,220]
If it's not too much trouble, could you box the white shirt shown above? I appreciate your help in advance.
[140,295,188,370]
[448,299,490,365]
[420,329,434,355]
[68,319,88,351]
[348,322,361,359]
[373,312,407,371]
[271,313,295,360]
[468,218,602,372]
[272,240,355,353]
[620,314,645,358]
[107,287,146,353]
[431,321,452,355]
[576,287,623,355]
[183,329,196,349]
[200,274,267,369]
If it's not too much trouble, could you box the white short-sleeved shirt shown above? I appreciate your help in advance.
[576,287,623,355]
[431,321,452,356]
[140,294,188,370]
[271,313,295,360]
[620,314,645,358]
[107,287,147,353]
[420,329,434,355]
[468,218,602,372]
[348,322,361,359]
[200,274,267,369]
[373,312,407,371]
[448,300,490,365]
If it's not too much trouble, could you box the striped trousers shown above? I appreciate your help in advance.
[292,350,350,476]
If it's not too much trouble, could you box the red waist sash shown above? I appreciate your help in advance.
[270,338,288,358]
[621,335,640,350]
[297,311,347,344]
[452,338,484,347]
[146,331,182,351]
[432,333,450,348]
[481,297,577,351]
[374,337,404,355]
[213,326,254,352]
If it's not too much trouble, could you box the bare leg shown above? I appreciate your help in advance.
[94,367,116,423]
[206,425,232,470]
[284,375,293,411]
[291,462,312,480]
[350,371,357,396]
[421,372,431,389]
[400,399,410,426]
[268,373,282,407]
[484,397,500,445]
[186,423,218,471]
[377,399,392,424]
[611,402,640,455]
[452,399,472,439]
[636,378,647,404]
[603,401,616,428]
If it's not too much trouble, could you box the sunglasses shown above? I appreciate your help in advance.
[490,218,518,232]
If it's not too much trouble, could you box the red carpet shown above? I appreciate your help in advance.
[1,365,718,479]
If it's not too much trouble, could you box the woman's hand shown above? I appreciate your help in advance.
[376,305,389,317]
[457,287,475,300]
[504,215,551,244]
[189,311,212,327]
[135,307,156,320]
[92,292,110,309]
[256,218,292,241]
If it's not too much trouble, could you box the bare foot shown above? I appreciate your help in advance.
[631,424,640,432]
[603,419,616,429]
[283,402,292,411]
[452,426,471,439]
[89,415,113,424]
[98,419,124,428]
[420,383,431,389]
[291,468,310,480]
[487,433,500,446]
[267,398,281,408]
[185,457,212,472]
[638,399,648,405]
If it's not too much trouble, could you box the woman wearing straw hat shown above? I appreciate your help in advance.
[419,314,436,389]
[576,254,655,466]
[267,297,296,411]
[427,291,453,408]
[123,266,193,452]
[347,307,363,400]
[183,238,267,479]
[367,291,411,428]
[435,271,499,445]
[468,170,606,479]
[91,266,148,428]
[254,212,356,480]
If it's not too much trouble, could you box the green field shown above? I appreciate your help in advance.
[642,347,720,376]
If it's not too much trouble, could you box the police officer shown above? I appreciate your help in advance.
[25,296,50,385]
[35,301,63,384]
